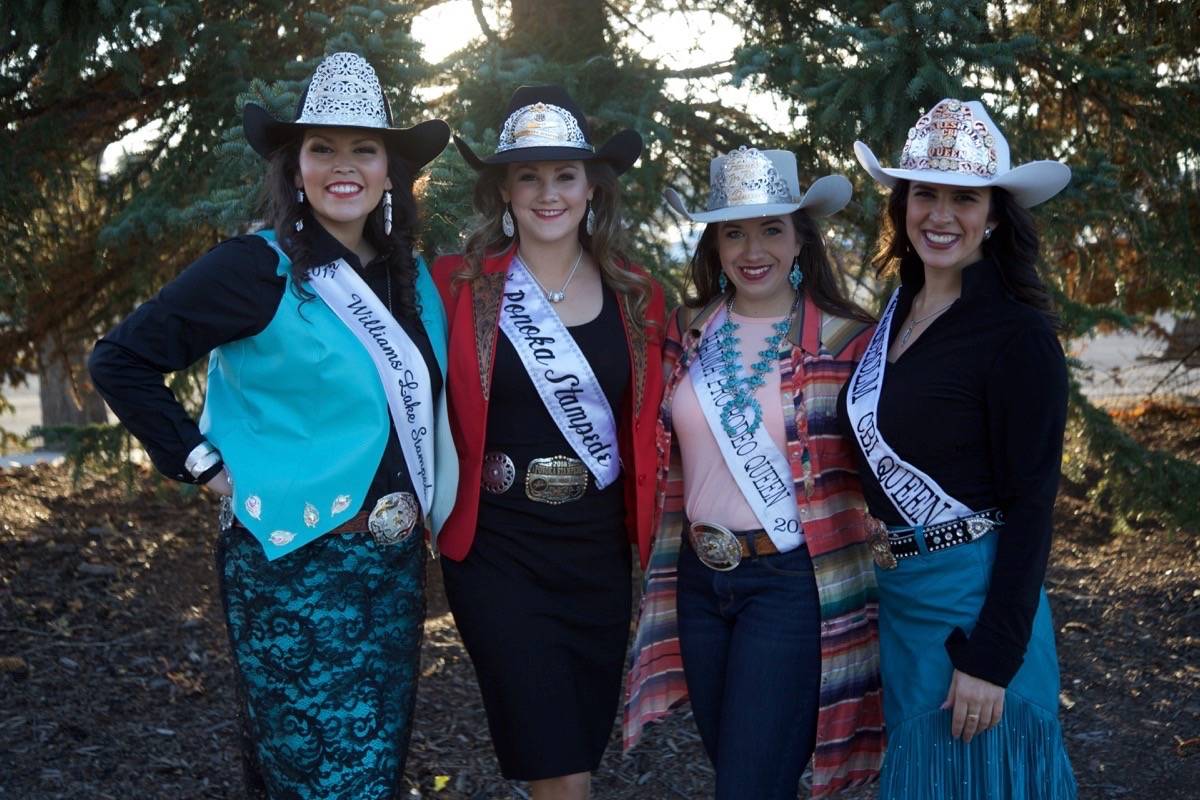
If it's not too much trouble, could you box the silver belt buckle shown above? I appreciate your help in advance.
[525,455,589,504]
[481,451,516,494]
[368,492,419,547]
[688,521,742,571]
[865,516,898,570]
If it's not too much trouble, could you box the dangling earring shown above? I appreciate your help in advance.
[718,272,728,293]
[502,205,515,238]
[789,257,803,291]
[294,189,305,232]
[983,227,993,240]
[383,190,393,236]
[586,201,596,236]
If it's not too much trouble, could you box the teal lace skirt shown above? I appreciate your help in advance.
[876,532,1076,799]
[218,527,426,800]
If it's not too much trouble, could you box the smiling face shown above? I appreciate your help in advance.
[715,215,802,315]
[500,160,592,247]
[296,128,391,244]
[905,181,996,274]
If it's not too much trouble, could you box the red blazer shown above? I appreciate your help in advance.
[432,246,665,568]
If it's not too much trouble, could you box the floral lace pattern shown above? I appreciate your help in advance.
[297,52,390,129]
[497,102,593,153]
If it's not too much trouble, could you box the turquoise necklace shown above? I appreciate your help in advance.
[715,293,800,437]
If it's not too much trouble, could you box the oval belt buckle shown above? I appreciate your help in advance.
[865,515,898,570]
[688,521,742,571]
[481,451,516,494]
[368,492,419,547]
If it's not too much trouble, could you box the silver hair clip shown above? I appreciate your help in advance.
[495,102,594,153]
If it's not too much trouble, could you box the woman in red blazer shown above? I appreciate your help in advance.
[431,85,664,800]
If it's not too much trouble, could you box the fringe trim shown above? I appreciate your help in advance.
[879,696,1076,800]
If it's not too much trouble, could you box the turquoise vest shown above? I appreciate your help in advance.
[200,230,453,560]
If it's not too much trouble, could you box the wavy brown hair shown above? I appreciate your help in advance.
[685,209,874,323]
[455,160,653,328]
[871,179,1061,329]
[261,136,422,319]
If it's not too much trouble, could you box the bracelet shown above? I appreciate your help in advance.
[184,441,222,480]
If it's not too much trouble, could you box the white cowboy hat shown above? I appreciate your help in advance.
[854,98,1070,208]
[664,146,852,224]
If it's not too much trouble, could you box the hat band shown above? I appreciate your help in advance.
[496,102,594,154]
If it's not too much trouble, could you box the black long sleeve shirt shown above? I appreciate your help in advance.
[837,259,1068,687]
[88,222,441,513]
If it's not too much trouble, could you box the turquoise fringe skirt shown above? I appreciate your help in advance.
[876,532,1076,799]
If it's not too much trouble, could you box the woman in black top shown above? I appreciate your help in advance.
[89,53,454,799]
[838,98,1077,798]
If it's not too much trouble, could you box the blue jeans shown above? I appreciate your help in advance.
[676,538,823,800]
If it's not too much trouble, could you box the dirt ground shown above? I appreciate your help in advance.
[1,407,1198,799]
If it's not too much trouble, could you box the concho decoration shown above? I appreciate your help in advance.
[708,146,794,210]
[303,502,319,529]
[295,52,390,129]
[269,530,295,547]
[245,495,263,520]
[496,102,593,153]
[899,99,999,179]
[330,494,352,516]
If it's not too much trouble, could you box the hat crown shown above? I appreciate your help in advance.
[708,147,797,211]
[898,99,1009,180]
[497,101,594,154]
[296,52,390,129]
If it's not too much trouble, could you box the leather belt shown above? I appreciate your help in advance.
[867,508,1004,570]
[219,492,420,548]
[482,451,590,505]
[687,520,783,571]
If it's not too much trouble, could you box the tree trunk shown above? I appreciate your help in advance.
[36,336,108,446]
[507,0,608,60]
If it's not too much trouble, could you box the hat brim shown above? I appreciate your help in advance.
[854,141,1070,208]
[664,174,852,224]
[455,129,643,175]
[243,103,450,169]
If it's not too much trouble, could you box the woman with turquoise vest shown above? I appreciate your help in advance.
[839,98,1076,798]
[88,52,457,800]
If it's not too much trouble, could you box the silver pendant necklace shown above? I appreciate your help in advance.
[899,298,956,346]
[522,247,585,303]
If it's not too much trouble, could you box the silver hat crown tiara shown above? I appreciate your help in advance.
[295,52,390,129]
[496,102,594,153]
[708,146,795,210]
[899,99,1000,179]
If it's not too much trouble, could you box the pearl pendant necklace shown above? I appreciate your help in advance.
[522,247,584,303]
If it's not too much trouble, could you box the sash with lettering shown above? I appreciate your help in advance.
[690,306,802,550]
[498,258,620,489]
[846,289,973,525]
[308,260,434,515]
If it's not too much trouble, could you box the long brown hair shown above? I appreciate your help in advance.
[455,160,653,328]
[685,209,874,323]
[871,179,1060,329]
[262,136,422,319]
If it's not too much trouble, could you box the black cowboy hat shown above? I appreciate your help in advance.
[454,85,642,175]
[243,52,449,169]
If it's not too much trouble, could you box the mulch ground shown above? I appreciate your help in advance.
[2,406,1198,799]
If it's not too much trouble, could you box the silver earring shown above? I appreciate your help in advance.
[383,190,393,236]
[718,272,728,292]
[296,189,305,204]
[586,202,596,235]
[502,206,515,238]
[983,227,992,240]
[789,258,803,290]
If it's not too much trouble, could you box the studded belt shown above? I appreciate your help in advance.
[866,508,1004,570]
[481,451,590,505]
[686,520,784,571]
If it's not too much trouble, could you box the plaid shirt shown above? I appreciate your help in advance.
[623,293,885,797]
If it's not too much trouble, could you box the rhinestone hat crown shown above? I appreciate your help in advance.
[708,146,795,210]
[899,99,1002,179]
[295,52,390,129]
[496,102,594,153]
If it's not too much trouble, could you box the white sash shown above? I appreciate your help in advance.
[498,259,621,489]
[690,306,802,550]
[309,260,435,515]
[845,288,973,526]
